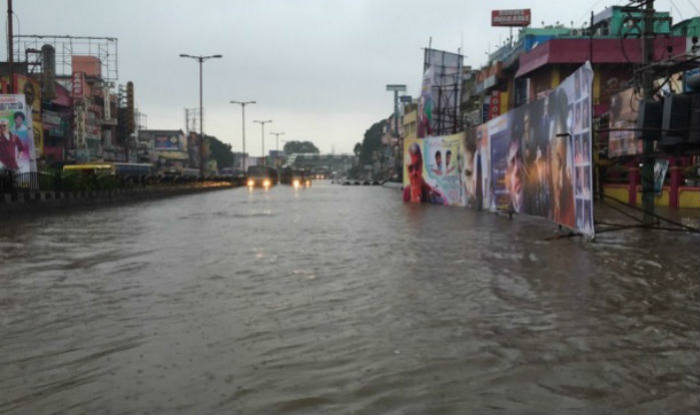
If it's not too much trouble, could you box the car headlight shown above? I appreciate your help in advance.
[247,179,254,187]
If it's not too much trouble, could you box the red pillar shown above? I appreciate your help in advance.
[669,161,681,209]
[629,166,640,205]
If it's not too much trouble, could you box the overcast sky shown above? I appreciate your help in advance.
[6,0,699,154]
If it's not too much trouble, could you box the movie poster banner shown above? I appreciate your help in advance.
[609,87,643,157]
[0,94,36,174]
[403,134,463,206]
[458,63,594,236]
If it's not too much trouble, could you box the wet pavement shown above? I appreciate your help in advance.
[1,182,698,413]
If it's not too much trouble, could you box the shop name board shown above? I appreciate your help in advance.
[491,9,531,27]
[71,72,86,98]
[42,110,63,128]
[488,91,501,120]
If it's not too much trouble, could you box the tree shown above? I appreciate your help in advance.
[359,119,386,167]
[353,142,362,157]
[283,140,320,155]
[205,135,233,168]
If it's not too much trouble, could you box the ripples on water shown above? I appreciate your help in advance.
[1,183,698,413]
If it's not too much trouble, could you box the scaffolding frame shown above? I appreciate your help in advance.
[423,48,464,135]
[13,34,119,81]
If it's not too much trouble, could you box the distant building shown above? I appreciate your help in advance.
[138,129,188,173]
[285,153,356,175]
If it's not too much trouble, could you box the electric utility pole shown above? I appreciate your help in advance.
[640,0,656,225]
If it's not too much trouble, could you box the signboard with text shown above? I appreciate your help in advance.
[491,9,531,27]
[71,72,86,99]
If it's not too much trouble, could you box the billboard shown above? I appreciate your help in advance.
[608,88,643,157]
[419,48,463,137]
[0,94,36,174]
[14,75,43,157]
[485,63,595,236]
[410,63,596,237]
[403,133,463,206]
[155,133,183,150]
[492,9,531,27]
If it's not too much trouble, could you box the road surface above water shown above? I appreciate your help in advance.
[1,182,699,413]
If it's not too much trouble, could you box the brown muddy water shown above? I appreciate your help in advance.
[1,182,698,413]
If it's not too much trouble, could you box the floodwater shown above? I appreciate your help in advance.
[1,182,698,413]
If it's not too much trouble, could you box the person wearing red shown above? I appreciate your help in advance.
[403,142,445,204]
[0,119,24,171]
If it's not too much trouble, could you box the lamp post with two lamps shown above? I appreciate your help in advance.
[179,53,222,178]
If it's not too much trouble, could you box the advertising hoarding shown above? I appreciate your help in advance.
[491,9,531,27]
[408,63,596,237]
[608,88,643,157]
[0,94,36,173]
[486,63,595,236]
[155,134,183,150]
[403,133,463,206]
[419,48,463,137]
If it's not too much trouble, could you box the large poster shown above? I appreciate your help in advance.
[483,63,595,236]
[461,120,500,211]
[2,75,43,157]
[405,64,595,236]
[609,87,643,157]
[403,133,463,206]
[0,94,36,174]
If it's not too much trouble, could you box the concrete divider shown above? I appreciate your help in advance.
[0,182,241,215]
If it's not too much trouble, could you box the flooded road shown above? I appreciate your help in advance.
[1,182,699,413]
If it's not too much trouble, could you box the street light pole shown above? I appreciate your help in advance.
[253,120,272,166]
[386,84,406,180]
[270,131,285,151]
[640,0,656,226]
[230,100,256,172]
[270,131,285,168]
[7,0,14,93]
[179,53,222,179]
